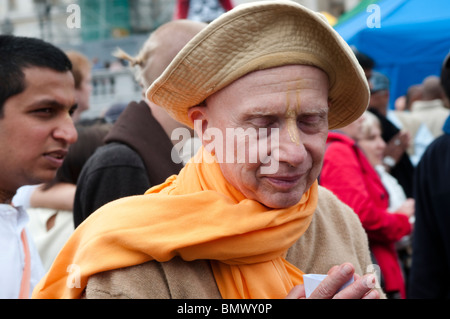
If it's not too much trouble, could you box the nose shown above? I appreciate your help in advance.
[271,125,307,167]
[53,117,78,145]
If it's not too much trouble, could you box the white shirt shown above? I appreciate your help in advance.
[375,165,407,212]
[27,207,74,271]
[387,110,434,166]
[12,185,39,209]
[0,204,45,298]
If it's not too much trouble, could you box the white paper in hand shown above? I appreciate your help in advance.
[303,274,354,298]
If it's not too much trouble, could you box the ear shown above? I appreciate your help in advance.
[188,104,210,148]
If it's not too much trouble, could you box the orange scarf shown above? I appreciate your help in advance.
[32,147,318,299]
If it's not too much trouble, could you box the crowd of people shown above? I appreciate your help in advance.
[1,0,449,300]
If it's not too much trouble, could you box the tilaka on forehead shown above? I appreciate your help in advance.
[285,87,301,145]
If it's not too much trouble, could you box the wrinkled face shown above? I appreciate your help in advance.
[358,124,386,167]
[0,67,78,193]
[189,65,330,208]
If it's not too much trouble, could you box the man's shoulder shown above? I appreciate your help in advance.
[424,133,450,155]
[316,186,359,223]
[312,186,367,243]
[84,258,221,299]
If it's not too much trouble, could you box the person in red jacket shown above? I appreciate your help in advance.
[173,0,234,23]
[320,114,413,299]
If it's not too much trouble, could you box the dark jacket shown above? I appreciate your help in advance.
[409,116,450,298]
[73,101,183,227]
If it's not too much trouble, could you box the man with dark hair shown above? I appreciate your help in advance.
[409,53,450,298]
[0,35,73,113]
[0,35,78,298]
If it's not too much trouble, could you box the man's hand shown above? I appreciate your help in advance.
[285,263,379,299]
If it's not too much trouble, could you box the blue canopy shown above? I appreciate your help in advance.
[334,0,450,108]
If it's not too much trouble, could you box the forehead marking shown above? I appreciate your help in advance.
[285,85,301,145]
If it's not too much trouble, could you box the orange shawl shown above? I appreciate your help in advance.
[32,147,318,299]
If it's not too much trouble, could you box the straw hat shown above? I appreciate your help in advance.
[146,0,369,130]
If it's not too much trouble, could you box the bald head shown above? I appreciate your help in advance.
[114,20,206,90]
[421,75,445,101]
[405,84,422,110]
[139,20,207,89]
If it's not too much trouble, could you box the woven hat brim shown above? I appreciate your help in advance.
[146,1,369,130]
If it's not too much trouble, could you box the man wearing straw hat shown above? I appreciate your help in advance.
[33,1,381,299]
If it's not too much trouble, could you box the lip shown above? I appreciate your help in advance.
[262,174,302,191]
[43,149,68,168]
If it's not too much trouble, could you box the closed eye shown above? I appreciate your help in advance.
[297,113,328,132]
[247,115,278,128]
[299,114,323,124]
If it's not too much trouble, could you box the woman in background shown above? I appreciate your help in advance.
[320,112,413,298]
